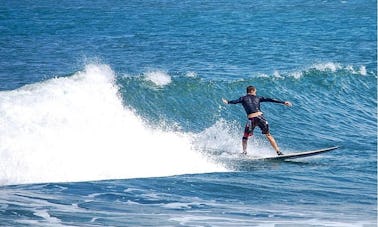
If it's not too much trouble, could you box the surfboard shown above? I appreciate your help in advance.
[257,146,339,161]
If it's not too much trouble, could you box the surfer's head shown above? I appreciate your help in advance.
[246,86,256,95]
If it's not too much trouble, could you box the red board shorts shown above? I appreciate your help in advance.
[243,115,270,139]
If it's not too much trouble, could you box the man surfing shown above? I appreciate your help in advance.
[222,85,292,155]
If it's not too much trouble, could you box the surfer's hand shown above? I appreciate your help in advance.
[222,98,229,104]
[284,101,292,107]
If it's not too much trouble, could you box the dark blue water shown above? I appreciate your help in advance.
[0,0,376,226]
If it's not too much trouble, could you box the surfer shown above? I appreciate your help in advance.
[222,85,292,155]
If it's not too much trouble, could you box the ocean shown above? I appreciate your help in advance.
[0,0,376,226]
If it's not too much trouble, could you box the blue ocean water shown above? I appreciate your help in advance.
[0,0,376,226]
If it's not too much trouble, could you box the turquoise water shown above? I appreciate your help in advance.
[0,0,376,226]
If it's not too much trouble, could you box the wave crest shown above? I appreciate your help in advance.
[255,62,372,80]
[0,64,222,186]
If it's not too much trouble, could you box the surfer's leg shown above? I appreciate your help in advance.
[242,119,254,154]
[265,133,278,151]
[258,116,283,155]
[265,133,283,155]
[242,138,248,154]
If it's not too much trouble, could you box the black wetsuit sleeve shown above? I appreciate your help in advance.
[228,97,243,104]
[260,97,285,104]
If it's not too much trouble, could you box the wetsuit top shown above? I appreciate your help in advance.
[228,94,285,115]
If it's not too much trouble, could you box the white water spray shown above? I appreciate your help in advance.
[0,64,223,186]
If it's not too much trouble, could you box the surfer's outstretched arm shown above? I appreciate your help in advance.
[260,97,292,107]
[222,97,243,105]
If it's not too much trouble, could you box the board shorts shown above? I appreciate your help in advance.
[243,115,269,139]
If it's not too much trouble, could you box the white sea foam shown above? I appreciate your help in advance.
[185,71,197,78]
[311,62,369,76]
[0,64,223,186]
[144,70,172,86]
[312,62,342,72]
[359,65,367,76]
[274,62,369,79]
[33,210,61,224]
[273,70,283,78]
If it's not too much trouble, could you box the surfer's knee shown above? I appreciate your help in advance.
[265,133,273,137]
[243,131,253,141]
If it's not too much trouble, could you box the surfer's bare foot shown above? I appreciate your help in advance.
[241,151,247,155]
[277,151,283,156]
